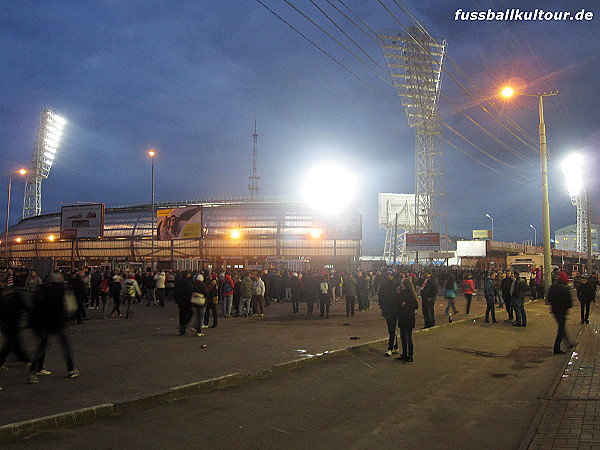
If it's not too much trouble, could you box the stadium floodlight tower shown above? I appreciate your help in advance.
[22,108,66,219]
[561,153,589,254]
[379,26,448,247]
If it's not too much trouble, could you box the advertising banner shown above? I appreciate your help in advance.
[472,229,492,239]
[322,215,362,240]
[60,204,105,239]
[157,206,202,240]
[405,233,440,252]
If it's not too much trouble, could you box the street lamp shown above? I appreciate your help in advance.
[148,150,155,271]
[562,152,592,275]
[485,213,494,240]
[530,224,537,246]
[501,86,558,299]
[4,169,27,265]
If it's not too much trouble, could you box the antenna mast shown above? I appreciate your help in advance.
[248,119,260,200]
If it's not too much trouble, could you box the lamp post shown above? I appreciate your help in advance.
[485,213,494,240]
[530,224,537,246]
[4,169,27,266]
[149,150,155,271]
[502,87,558,299]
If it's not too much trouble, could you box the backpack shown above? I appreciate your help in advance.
[320,282,329,294]
[125,282,136,297]
[100,279,109,294]
[223,280,233,295]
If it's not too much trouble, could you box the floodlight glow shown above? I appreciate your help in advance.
[48,235,55,242]
[148,150,155,157]
[310,229,322,239]
[18,169,27,175]
[501,86,514,98]
[561,153,584,198]
[15,237,22,243]
[230,229,241,240]
[301,162,358,214]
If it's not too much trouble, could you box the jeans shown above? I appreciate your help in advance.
[100,293,109,316]
[252,295,265,315]
[422,297,435,328]
[485,296,496,322]
[238,297,251,316]
[503,293,513,320]
[513,298,526,326]
[553,313,571,351]
[285,287,292,301]
[445,297,457,315]
[223,296,233,317]
[580,301,591,323]
[146,288,155,305]
[319,294,330,317]
[496,290,503,307]
[29,329,74,374]
[465,294,473,314]
[291,292,300,313]
[195,305,207,332]
[345,295,356,316]
[399,327,413,357]
[125,296,135,318]
[156,288,165,307]
[385,317,399,351]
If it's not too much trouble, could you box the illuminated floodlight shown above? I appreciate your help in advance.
[48,235,55,242]
[15,237,22,243]
[148,150,155,157]
[230,229,242,240]
[500,86,514,98]
[561,153,583,198]
[301,163,358,214]
[310,229,322,239]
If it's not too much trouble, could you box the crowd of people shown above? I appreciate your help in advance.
[0,263,597,391]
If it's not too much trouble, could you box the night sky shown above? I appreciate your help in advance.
[1,0,598,252]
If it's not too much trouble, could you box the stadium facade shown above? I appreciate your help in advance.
[3,200,362,273]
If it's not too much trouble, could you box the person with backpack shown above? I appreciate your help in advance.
[27,272,79,383]
[319,274,333,318]
[99,272,110,319]
[122,274,141,319]
[221,273,234,318]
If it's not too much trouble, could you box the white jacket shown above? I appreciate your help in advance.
[154,272,166,289]
[252,278,265,296]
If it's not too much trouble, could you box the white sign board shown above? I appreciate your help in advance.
[378,193,415,229]
[61,204,105,239]
[456,240,487,257]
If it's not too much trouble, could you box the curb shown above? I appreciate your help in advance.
[0,308,493,444]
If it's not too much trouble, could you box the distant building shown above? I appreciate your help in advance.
[555,223,599,255]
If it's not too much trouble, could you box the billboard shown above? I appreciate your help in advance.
[456,240,487,257]
[322,215,362,240]
[405,233,440,252]
[472,229,492,239]
[378,193,415,229]
[60,204,105,239]
[157,206,202,240]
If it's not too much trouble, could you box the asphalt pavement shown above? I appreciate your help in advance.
[0,291,591,448]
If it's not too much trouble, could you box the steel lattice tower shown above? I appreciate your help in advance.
[379,27,447,241]
[571,192,589,253]
[22,108,66,219]
[248,120,260,200]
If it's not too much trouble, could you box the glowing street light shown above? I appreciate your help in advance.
[48,235,55,242]
[4,169,27,265]
[501,86,558,299]
[15,237,22,243]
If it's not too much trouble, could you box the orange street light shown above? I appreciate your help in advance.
[18,169,27,176]
[148,149,156,270]
[4,168,28,264]
[500,86,514,98]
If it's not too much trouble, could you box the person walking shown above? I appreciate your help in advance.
[577,276,595,324]
[396,277,419,363]
[511,271,528,327]
[252,273,266,317]
[548,271,574,354]
[462,273,475,315]
[175,271,193,335]
[420,270,438,329]
[154,270,166,307]
[191,274,208,336]
[290,272,301,313]
[484,272,498,323]
[343,272,357,317]
[378,269,400,357]
[319,274,333,318]
[99,272,110,319]
[122,274,141,319]
[444,274,458,316]
[221,273,234,318]
[205,273,219,328]
[27,272,79,383]
[144,271,156,306]
[238,272,253,317]
[0,273,31,371]
[109,271,122,318]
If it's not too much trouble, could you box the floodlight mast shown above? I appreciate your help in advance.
[379,27,448,248]
[248,120,260,200]
[22,108,66,219]
[562,154,588,254]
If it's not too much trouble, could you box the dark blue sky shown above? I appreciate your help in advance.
[1,0,598,252]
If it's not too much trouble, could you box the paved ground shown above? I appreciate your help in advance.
[0,292,592,449]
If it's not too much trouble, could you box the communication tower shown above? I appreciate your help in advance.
[379,27,447,245]
[22,108,66,219]
[248,120,260,200]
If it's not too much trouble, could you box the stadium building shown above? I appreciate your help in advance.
[2,200,362,274]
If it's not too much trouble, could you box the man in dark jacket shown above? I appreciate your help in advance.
[0,273,31,371]
[27,272,79,383]
[174,272,193,335]
[484,272,498,323]
[420,270,438,329]
[511,271,528,327]
[378,269,400,356]
[501,270,514,322]
[548,271,573,354]
[343,273,357,317]
[577,276,595,324]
